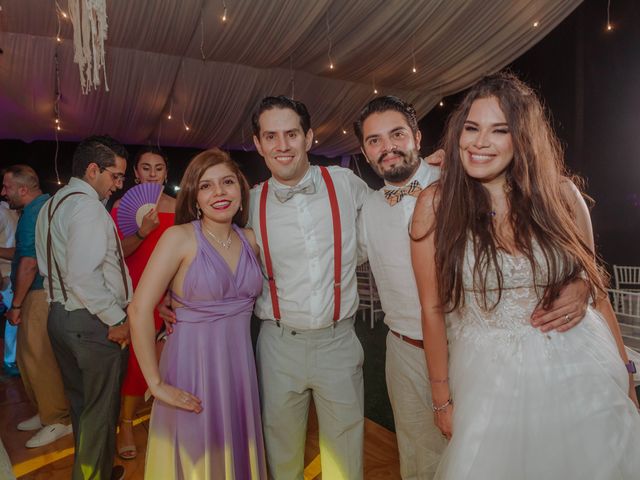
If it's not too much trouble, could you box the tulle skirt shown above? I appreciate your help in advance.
[436,308,640,480]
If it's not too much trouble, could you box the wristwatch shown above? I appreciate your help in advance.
[625,360,637,374]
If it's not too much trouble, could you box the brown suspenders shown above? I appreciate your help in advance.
[46,191,129,303]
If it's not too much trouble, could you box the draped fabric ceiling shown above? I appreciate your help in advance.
[0,0,582,157]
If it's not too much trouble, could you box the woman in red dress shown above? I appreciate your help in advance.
[111,147,176,459]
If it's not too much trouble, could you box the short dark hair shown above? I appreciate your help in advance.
[3,164,40,191]
[133,146,169,169]
[71,135,129,178]
[354,96,419,146]
[251,96,311,137]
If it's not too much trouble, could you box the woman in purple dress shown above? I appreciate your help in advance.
[129,148,267,479]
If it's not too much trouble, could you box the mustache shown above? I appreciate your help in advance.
[377,149,407,164]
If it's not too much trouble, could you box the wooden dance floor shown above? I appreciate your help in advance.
[1,374,400,479]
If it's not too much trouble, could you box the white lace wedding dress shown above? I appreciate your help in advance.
[435,245,640,479]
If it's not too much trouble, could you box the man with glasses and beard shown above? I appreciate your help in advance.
[354,96,591,480]
[35,135,132,480]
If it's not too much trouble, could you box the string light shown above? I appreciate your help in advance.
[342,128,347,135]
[182,105,191,132]
[326,12,334,70]
[372,76,378,95]
[167,99,173,120]
[606,0,613,32]
[221,0,228,23]
[56,36,62,42]
[55,1,68,20]
[411,37,418,73]
[53,47,62,185]
[314,139,319,144]
[532,21,539,28]
[439,100,444,107]
[289,55,296,99]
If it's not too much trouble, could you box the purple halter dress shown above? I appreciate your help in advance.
[144,221,267,479]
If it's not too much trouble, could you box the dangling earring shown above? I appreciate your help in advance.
[134,178,140,185]
[239,204,243,212]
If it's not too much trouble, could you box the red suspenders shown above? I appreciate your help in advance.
[258,166,342,325]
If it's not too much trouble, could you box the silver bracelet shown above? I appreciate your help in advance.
[432,398,453,412]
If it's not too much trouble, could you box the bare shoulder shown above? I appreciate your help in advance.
[559,177,588,211]
[158,223,196,251]
[241,227,260,257]
[415,183,440,213]
[411,183,440,241]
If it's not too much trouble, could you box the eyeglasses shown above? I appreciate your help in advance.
[99,166,126,185]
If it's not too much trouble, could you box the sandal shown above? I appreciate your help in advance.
[117,419,138,460]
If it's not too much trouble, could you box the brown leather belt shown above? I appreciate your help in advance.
[391,330,424,349]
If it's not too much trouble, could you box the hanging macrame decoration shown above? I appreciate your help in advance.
[67,0,109,94]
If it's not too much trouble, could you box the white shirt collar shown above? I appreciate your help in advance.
[68,177,100,200]
[269,164,316,191]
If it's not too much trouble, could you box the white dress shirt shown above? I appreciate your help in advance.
[35,177,132,326]
[359,161,440,339]
[0,202,18,278]
[248,165,370,330]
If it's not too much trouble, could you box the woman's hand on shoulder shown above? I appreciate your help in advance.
[242,227,260,258]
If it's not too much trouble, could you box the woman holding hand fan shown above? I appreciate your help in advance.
[111,147,176,460]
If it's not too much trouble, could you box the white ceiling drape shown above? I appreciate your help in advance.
[0,0,582,156]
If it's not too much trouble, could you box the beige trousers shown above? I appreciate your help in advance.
[16,290,70,426]
[386,331,447,480]
[257,317,364,480]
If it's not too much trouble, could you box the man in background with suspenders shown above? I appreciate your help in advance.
[250,96,369,480]
[35,136,132,480]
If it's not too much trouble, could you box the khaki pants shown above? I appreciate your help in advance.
[386,332,447,480]
[257,317,364,480]
[16,290,69,426]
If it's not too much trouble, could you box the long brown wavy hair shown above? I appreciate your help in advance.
[432,72,605,311]
[175,148,250,226]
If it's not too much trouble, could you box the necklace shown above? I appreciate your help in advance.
[203,224,232,249]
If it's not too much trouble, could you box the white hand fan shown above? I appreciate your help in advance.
[116,183,164,236]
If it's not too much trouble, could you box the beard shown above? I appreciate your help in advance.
[377,148,420,183]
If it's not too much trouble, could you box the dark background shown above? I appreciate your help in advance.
[2,0,639,268]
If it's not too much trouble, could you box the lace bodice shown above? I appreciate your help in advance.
[448,241,551,349]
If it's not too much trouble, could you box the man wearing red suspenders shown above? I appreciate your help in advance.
[250,96,370,480]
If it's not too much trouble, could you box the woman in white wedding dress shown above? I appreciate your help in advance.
[411,72,640,480]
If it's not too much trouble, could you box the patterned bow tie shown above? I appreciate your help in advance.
[383,180,422,206]
[273,178,317,203]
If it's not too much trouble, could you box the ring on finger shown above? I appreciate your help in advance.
[565,314,571,323]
